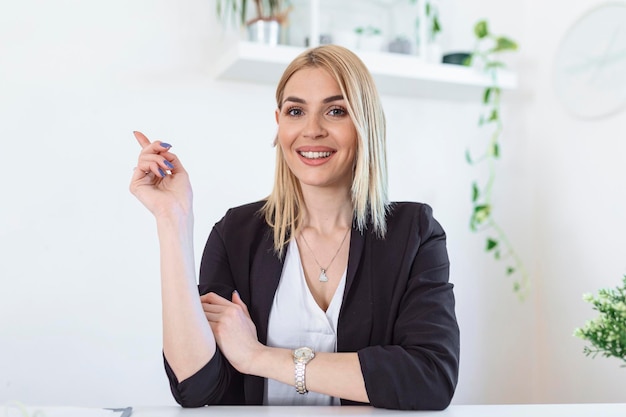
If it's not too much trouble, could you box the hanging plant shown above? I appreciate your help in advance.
[464,20,528,299]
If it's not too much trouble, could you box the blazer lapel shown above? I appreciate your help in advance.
[344,226,364,301]
[337,227,372,352]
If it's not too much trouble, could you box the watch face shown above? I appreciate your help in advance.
[554,3,626,119]
[294,347,314,361]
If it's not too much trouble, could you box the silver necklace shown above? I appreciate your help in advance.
[299,227,351,282]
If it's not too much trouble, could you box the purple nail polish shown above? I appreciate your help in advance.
[160,142,172,149]
[158,168,166,177]
[164,160,174,169]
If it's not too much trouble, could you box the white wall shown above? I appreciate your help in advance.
[0,0,623,408]
[522,0,626,403]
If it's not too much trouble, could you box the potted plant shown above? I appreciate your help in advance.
[216,0,292,45]
[406,0,442,59]
[574,275,626,366]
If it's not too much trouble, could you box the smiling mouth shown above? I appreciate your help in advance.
[298,151,333,159]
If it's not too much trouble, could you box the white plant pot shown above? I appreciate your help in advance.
[425,43,443,64]
[247,19,281,46]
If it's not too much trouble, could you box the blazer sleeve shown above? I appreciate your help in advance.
[163,213,245,406]
[357,204,460,410]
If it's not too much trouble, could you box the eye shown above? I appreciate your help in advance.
[285,107,303,117]
[327,106,347,117]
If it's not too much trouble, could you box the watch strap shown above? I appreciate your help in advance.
[294,361,307,394]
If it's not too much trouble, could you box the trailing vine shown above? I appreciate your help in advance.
[464,20,529,299]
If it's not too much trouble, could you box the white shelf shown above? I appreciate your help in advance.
[212,41,518,101]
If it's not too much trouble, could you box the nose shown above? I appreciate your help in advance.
[303,113,327,140]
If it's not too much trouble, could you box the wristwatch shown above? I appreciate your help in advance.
[293,347,315,394]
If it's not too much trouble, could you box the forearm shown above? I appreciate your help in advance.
[157,212,216,381]
[250,347,369,403]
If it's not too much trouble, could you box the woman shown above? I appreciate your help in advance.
[130,45,459,410]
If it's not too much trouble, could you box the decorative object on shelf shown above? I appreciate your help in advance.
[305,34,332,47]
[216,0,292,46]
[574,275,626,366]
[410,0,442,62]
[463,20,528,299]
[388,36,412,54]
[553,3,626,119]
[424,0,442,62]
[442,52,471,66]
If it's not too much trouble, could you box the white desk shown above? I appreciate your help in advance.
[5,404,626,417]
[129,404,626,416]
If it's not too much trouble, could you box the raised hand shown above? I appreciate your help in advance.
[129,131,193,218]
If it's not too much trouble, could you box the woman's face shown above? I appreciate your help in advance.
[276,67,357,192]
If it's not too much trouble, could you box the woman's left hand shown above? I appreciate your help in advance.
[200,291,263,374]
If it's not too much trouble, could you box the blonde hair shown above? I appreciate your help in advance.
[262,45,389,255]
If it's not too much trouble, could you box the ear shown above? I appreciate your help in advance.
[275,108,280,124]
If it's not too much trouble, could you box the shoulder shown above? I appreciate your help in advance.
[214,200,267,234]
[383,202,445,241]
[223,200,266,218]
[386,202,437,225]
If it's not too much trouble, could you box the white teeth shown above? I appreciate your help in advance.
[299,151,332,159]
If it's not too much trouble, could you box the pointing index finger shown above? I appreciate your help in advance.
[133,131,151,148]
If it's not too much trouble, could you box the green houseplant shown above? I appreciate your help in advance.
[216,0,292,45]
[574,275,626,366]
[216,0,291,27]
[463,20,528,298]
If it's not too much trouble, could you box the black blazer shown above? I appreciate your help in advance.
[164,201,460,410]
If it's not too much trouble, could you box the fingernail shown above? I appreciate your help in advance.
[233,290,239,296]
[158,168,166,177]
[164,160,174,169]
[160,142,172,149]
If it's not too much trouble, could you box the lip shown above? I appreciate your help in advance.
[296,146,336,152]
[295,146,336,166]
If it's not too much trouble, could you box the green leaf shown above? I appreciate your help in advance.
[465,149,473,164]
[488,109,499,122]
[493,36,518,52]
[426,2,431,15]
[507,267,516,275]
[474,20,489,39]
[485,61,506,69]
[472,182,479,202]
[433,17,442,34]
[513,281,520,292]
[483,88,492,104]
[470,204,491,230]
[462,55,473,66]
[473,204,491,224]
[492,142,500,158]
[486,237,498,251]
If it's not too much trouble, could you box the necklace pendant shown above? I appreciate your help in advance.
[319,269,329,282]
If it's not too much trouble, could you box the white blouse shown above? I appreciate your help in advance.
[264,239,347,405]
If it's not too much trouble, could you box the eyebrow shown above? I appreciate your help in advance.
[282,95,345,105]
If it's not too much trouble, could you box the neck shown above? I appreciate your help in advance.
[300,184,353,234]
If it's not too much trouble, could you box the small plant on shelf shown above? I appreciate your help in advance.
[463,20,527,299]
[216,0,291,27]
[574,275,626,366]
